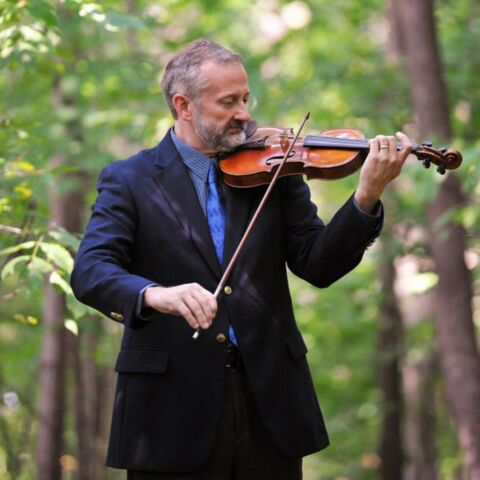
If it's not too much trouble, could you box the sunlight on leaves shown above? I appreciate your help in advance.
[49,271,73,295]
[64,319,78,336]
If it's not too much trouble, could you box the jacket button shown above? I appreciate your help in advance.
[110,312,124,322]
[216,333,227,343]
[224,285,232,295]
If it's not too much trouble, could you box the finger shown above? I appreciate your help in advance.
[377,134,389,152]
[202,290,218,318]
[369,137,380,155]
[195,293,216,328]
[191,284,217,322]
[396,131,412,151]
[209,295,218,317]
[396,131,413,161]
[388,136,396,158]
[184,295,210,329]
[177,303,199,330]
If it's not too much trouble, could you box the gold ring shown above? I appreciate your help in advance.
[379,145,389,149]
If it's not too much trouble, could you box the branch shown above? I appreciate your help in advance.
[0,224,22,234]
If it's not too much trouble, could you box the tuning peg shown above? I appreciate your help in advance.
[436,165,446,175]
[422,140,433,147]
[439,146,448,154]
[423,159,431,169]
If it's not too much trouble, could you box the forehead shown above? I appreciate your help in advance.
[199,60,249,97]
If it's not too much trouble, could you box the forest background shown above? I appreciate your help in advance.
[0,0,479,479]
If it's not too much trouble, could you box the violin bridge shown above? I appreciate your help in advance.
[279,129,290,150]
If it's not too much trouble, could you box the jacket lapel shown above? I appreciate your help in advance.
[153,133,222,278]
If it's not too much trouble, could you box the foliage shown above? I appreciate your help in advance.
[0,0,478,479]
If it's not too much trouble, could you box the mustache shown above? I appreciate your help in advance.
[225,120,247,133]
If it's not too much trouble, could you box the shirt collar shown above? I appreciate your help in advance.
[170,128,212,182]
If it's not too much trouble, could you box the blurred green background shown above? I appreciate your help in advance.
[1,0,479,479]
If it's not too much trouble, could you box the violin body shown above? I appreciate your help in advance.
[219,126,462,188]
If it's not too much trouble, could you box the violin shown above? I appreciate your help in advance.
[219,125,463,188]
[194,115,463,340]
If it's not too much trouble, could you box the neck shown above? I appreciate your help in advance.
[174,122,215,156]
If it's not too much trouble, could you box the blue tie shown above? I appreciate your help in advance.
[206,163,238,345]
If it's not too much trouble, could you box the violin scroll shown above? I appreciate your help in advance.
[414,142,462,175]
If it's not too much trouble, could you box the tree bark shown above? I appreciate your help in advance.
[36,155,68,480]
[394,0,480,477]
[71,317,109,480]
[385,0,406,62]
[403,354,438,480]
[36,75,91,479]
[377,251,404,480]
[395,0,451,140]
[36,283,67,480]
[93,361,116,479]
[426,177,480,479]
[395,249,440,479]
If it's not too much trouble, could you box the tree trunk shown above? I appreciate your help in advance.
[395,0,450,140]
[385,0,406,62]
[395,251,440,479]
[426,177,480,479]
[394,0,480,477]
[94,362,116,479]
[36,155,68,480]
[36,283,67,480]
[377,251,404,480]
[71,316,109,480]
[403,354,438,480]
[36,75,91,479]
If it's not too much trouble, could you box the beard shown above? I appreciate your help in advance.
[193,111,247,154]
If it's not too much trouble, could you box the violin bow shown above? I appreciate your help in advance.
[192,112,311,339]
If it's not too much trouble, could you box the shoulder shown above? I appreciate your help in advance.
[101,130,177,181]
[102,145,157,178]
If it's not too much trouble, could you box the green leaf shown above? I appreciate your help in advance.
[49,270,73,295]
[1,255,31,280]
[39,242,74,272]
[0,241,36,256]
[26,0,59,28]
[64,319,79,336]
[48,227,81,251]
[28,256,53,274]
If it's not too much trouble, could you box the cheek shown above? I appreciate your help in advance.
[199,104,234,129]
[213,109,232,124]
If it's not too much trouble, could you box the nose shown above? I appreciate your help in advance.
[235,102,251,123]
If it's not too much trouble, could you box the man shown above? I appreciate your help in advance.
[71,39,412,479]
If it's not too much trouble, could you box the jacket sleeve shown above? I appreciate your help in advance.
[70,163,154,328]
[281,175,383,287]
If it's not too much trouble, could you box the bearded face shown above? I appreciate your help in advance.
[193,104,247,154]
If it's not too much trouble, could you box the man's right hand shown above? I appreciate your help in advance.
[143,284,217,330]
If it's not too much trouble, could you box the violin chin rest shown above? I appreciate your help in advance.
[245,120,258,139]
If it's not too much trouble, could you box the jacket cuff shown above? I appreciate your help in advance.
[136,283,159,321]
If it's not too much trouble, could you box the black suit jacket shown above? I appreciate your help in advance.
[70,131,382,472]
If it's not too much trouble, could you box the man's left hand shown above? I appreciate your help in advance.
[354,132,412,213]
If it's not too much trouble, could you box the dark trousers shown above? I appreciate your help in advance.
[128,354,302,480]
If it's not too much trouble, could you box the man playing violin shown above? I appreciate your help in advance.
[71,39,412,479]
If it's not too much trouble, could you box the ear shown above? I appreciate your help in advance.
[172,94,194,121]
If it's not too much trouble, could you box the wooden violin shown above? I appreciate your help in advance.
[219,125,463,188]
[194,115,462,340]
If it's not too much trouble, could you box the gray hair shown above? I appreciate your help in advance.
[161,39,243,119]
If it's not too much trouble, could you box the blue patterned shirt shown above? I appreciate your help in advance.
[170,128,212,215]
